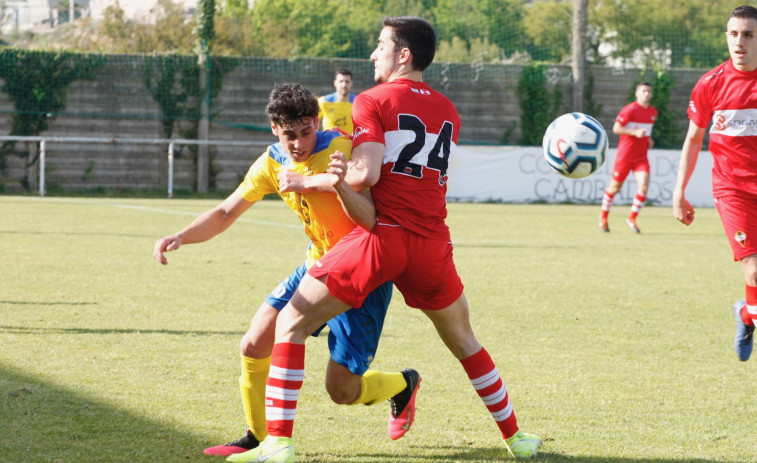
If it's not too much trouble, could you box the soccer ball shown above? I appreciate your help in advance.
[542,112,608,179]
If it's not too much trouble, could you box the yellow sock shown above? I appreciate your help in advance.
[350,370,407,406]
[239,355,271,440]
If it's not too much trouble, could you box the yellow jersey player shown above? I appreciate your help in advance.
[317,68,356,134]
[153,84,419,457]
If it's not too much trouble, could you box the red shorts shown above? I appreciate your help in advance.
[308,222,464,310]
[611,154,649,183]
[714,195,757,261]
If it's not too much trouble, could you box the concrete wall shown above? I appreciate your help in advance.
[0,56,709,195]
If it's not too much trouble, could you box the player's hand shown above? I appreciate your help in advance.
[278,169,309,193]
[673,197,695,226]
[634,128,647,138]
[328,151,348,189]
[154,235,181,265]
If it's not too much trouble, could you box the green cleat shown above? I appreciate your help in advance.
[226,436,294,463]
[505,430,541,459]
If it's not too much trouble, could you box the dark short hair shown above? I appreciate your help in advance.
[266,83,319,127]
[637,82,652,89]
[383,16,436,72]
[335,68,353,79]
[729,5,757,23]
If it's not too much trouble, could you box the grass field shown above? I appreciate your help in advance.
[1,195,756,463]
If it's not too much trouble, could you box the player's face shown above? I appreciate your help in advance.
[726,16,757,72]
[272,117,318,163]
[370,27,401,83]
[635,85,652,106]
[334,74,353,97]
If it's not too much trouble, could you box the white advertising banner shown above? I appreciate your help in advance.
[446,146,714,207]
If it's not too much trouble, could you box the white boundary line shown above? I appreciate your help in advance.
[7,196,303,230]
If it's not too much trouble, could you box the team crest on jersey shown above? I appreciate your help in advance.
[439,174,449,186]
[354,126,370,140]
[735,231,747,248]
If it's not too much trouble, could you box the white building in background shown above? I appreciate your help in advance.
[88,0,199,23]
[0,0,207,34]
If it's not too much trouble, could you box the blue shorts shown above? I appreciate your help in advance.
[265,263,393,375]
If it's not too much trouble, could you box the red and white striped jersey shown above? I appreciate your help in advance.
[688,60,757,198]
[615,101,657,161]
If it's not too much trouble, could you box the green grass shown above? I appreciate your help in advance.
[1,196,755,462]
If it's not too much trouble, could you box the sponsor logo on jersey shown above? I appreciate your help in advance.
[714,114,727,131]
[710,109,757,137]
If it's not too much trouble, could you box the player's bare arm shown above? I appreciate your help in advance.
[673,121,706,226]
[344,141,384,190]
[153,191,254,265]
[328,151,377,230]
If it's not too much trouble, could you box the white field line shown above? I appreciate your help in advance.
[11,196,303,230]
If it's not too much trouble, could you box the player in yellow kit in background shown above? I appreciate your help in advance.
[318,68,356,134]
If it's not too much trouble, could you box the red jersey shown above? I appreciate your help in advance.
[615,101,657,161]
[352,78,460,241]
[688,60,757,198]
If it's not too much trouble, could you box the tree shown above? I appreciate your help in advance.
[194,0,214,192]
[522,0,572,63]
[594,0,732,68]
[246,0,383,59]
[91,0,195,54]
[431,0,525,61]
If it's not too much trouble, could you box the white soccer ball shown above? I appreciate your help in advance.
[542,112,608,179]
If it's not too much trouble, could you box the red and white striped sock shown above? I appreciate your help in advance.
[601,190,614,219]
[629,193,646,220]
[744,284,757,327]
[460,347,519,439]
[265,342,305,438]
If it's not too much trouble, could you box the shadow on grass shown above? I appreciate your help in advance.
[0,364,217,463]
[340,446,736,463]
[0,361,738,463]
[0,324,241,337]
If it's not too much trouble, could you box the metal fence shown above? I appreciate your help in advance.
[0,136,267,197]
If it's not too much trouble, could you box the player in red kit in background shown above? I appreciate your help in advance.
[599,82,657,233]
[673,5,757,361]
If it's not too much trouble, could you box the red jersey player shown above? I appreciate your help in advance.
[673,5,757,362]
[599,82,657,233]
[228,16,541,463]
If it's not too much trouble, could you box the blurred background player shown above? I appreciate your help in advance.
[153,83,418,457]
[599,82,657,233]
[317,68,356,134]
[673,5,757,361]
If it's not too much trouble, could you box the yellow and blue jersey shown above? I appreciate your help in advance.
[318,92,356,133]
[236,130,355,266]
